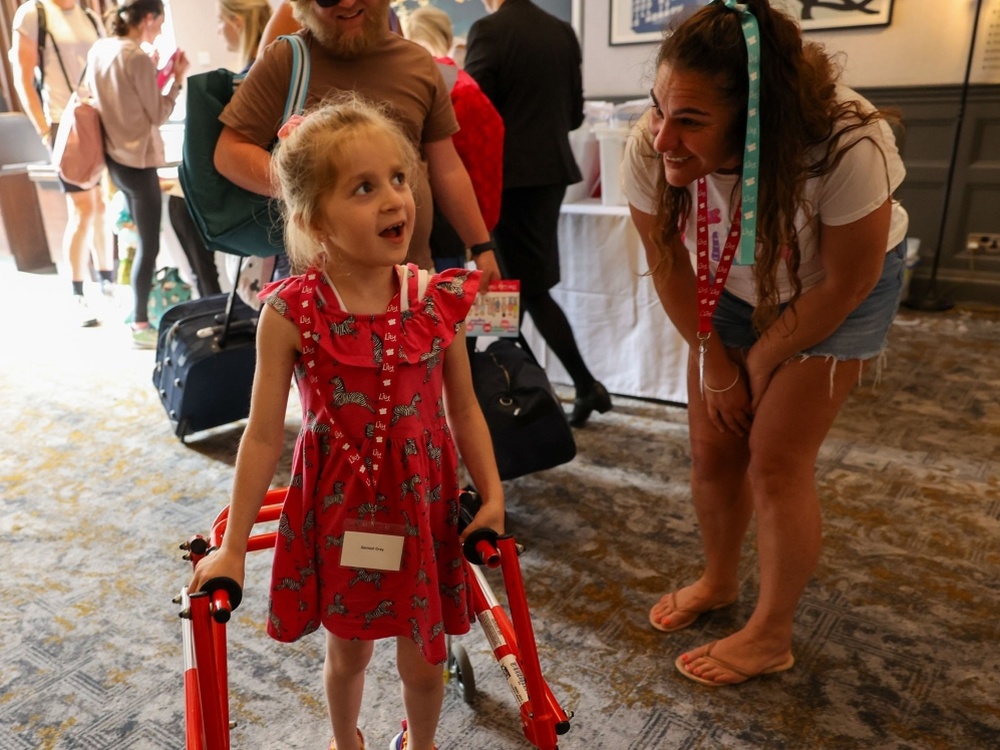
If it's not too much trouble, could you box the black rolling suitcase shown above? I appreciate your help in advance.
[152,283,258,442]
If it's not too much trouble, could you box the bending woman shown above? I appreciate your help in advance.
[88,0,189,348]
[624,0,907,686]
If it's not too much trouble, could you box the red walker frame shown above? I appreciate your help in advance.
[178,488,571,749]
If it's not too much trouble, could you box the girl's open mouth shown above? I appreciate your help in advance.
[379,222,404,240]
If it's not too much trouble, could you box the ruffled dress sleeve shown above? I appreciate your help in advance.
[259,274,305,323]
[399,266,481,361]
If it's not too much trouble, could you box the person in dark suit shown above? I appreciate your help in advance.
[465,0,612,427]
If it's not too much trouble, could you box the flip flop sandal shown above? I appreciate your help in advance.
[674,641,795,687]
[648,591,735,633]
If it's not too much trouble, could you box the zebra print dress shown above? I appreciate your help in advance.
[259,264,481,664]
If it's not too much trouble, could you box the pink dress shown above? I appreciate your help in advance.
[259,264,481,664]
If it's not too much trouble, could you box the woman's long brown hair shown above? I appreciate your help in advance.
[649,0,898,334]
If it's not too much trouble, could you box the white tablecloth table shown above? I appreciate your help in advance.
[520,199,689,405]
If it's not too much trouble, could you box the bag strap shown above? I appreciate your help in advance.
[37,1,73,93]
[36,1,100,94]
[277,34,311,121]
[33,0,53,94]
[73,63,88,93]
[35,1,46,86]
[399,263,430,312]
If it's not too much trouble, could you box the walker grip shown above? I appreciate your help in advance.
[202,576,243,621]
[463,527,501,568]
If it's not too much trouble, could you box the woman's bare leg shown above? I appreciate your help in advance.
[650,350,751,629]
[679,356,860,684]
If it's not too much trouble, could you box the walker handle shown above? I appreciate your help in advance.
[201,576,243,622]
[463,528,501,568]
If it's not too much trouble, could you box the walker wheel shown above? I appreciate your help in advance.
[449,641,476,703]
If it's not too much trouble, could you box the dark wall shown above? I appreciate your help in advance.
[863,85,1000,305]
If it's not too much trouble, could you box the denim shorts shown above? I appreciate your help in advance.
[712,241,905,360]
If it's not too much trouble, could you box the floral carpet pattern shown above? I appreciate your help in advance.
[0,258,998,749]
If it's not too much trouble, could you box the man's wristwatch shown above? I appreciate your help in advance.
[467,240,495,258]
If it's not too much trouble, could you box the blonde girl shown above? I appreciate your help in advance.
[190,94,504,750]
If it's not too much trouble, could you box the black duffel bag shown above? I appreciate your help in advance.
[469,336,576,480]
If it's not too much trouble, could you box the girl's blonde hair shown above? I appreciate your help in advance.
[218,0,273,69]
[402,6,453,58]
[272,93,420,274]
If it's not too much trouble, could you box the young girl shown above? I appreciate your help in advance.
[189,95,505,750]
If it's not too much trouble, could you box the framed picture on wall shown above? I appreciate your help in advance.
[775,0,894,31]
[609,0,705,46]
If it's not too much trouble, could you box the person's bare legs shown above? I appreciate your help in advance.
[65,188,110,281]
[650,350,751,630]
[87,186,111,276]
[324,632,373,750]
[396,636,443,750]
[64,190,96,284]
[678,356,860,684]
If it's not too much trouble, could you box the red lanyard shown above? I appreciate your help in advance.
[301,272,402,492]
[331,299,401,491]
[695,178,741,396]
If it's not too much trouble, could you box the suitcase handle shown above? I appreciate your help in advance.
[196,319,256,340]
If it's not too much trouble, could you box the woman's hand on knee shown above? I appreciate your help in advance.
[705,385,752,436]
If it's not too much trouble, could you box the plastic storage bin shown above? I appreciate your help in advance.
[593,125,629,206]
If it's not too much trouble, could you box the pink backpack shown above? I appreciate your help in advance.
[51,84,105,190]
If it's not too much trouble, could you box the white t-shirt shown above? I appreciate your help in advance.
[622,86,909,305]
[13,0,101,122]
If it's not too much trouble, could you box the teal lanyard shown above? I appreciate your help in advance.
[721,0,761,266]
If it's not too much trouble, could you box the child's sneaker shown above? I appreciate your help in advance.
[131,325,158,350]
[388,721,435,750]
[329,728,364,750]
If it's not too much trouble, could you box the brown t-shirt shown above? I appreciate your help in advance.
[220,31,458,269]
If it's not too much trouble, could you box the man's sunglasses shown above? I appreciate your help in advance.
[315,0,343,7]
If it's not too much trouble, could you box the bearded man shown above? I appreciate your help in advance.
[214,0,499,280]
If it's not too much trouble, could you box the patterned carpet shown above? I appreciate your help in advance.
[1,256,998,750]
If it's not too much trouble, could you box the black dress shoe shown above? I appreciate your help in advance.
[569,381,612,427]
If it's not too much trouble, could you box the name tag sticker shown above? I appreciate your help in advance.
[341,530,404,571]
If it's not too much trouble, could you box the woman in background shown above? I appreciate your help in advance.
[88,0,189,348]
[166,0,276,301]
[403,5,503,271]
[217,0,273,72]
[10,0,112,327]
[256,0,299,55]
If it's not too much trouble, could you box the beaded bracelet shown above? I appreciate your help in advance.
[703,366,741,394]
